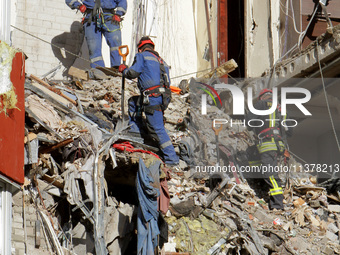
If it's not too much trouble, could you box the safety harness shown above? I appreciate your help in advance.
[142,52,172,114]
[256,102,286,155]
[258,127,284,154]
[82,0,122,32]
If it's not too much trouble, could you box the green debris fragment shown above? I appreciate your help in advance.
[166,215,230,254]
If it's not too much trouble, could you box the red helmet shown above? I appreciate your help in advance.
[258,88,272,99]
[137,36,155,50]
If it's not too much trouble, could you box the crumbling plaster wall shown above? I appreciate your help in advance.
[245,0,281,78]
[193,0,217,76]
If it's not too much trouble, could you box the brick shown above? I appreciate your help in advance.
[13,213,23,223]
[32,19,44,27]
[52,23,61,30]
[14,228,25,236]
[16,249,25,255]
[16,17,25,25]
[16,2,24,10]
[17,10,25,17]
[12,192,22,203]
[26,19,34,26]
[12,222,23,229]
[27,206,35,214]
[43,7,57,14]
[13,205,22,214]
[12,235,25,242]
[27,67,37,75]
[26,227,35,237]
[27,236,35,244]
[27,213,38,222]
[26,220,34,227]
[14,241,25,250]
[60,23,74,32]
[37,13,55,22]
[30,26,47,35]
[26,39,40,48]
[42,21,52,29]
[41,48,54,57]
[52,9,63,17]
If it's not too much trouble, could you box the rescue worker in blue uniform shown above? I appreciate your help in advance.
[118,37,179,166]
[246,89,292,210]
[65,0,127,68]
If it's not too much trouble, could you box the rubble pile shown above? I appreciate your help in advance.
[21,71,340,255]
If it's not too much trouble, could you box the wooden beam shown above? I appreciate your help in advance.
[68,66,89,81]
[201,58,238,79]
[42,174,64,190]
[30,74,77,105]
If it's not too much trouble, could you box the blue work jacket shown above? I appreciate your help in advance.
[124,50,171,92]
[65,0,127,16]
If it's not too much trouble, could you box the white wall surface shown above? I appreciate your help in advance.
[245,0,281,78]
[123,0,198,86]
[0,0,11,44]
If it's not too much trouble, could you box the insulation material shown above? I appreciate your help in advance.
[24,138,39,164]
[26,94,62,130]
[166,216,230,254]
[62,163,83,205]
[105,202,135,255]
[0,41,18,114]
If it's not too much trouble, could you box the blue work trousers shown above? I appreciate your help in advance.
[83,19,121,67]
[128,96,179,165]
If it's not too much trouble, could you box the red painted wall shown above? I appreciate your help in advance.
[0,51,25,185]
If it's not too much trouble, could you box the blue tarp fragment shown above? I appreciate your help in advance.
[136,158,161,255]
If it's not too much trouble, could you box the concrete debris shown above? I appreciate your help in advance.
[16,70,340,255]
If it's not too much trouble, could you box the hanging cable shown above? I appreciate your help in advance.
[170,68,211,80]
[316,40,340,177]
[289,0,304,35]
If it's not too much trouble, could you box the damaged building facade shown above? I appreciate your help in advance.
[1,0,340,254]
